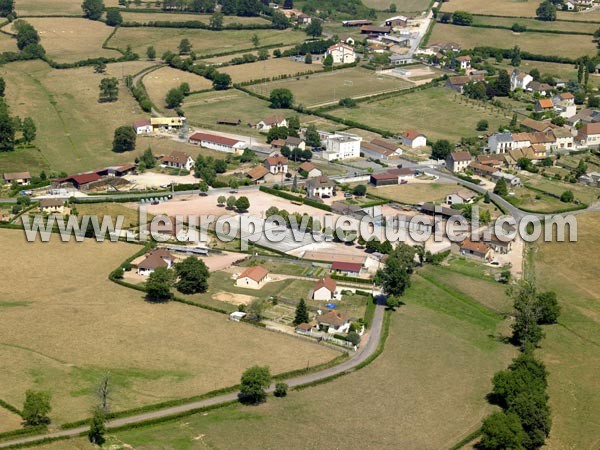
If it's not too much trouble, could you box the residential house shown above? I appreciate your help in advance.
[246,165,270,184]
[445,189,477,205]
[401,129,426,148]
[552,127,574,150]
[133,119,153,134]
[188,132,246,154]
[312,276,338,301]
[553,92,575,106]
[488,232,513,254]
[39,198,65,214]
[469,162,497,178]
[492,171,521,187]
[456,55,471,70]
[331,261,362,276]
[459,239,494,262]
[445,74,485,94]
[529,131,556,151]
[521,118,554,133]
[384,15,410,28]
[298,162,322,178]
[360,138,403,160]
[535,98,555,113]
[160,151,195,171]
[576,122,600,148]
[446,151,472,172]
[137,249,175,276]
[3,171,31,185]
[256,115,287,132]
[527,81,552,96]
[297,13,311,24]
[323,133,362,160]
[285,136,306,150]
[236,266,270,289]
[264,154,288,175]
[316,310,351,334]
[488,131,514,154]
[510,69,533,91]
[326,42,356,64]
[476,154,505,168]
[306,176,335,198]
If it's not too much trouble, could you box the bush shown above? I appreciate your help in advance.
[274,382,288,397]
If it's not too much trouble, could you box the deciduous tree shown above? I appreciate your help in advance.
[22,390,51,426]
[145,267,174,301]
[112,125,136,152]
[175,257,210,294]
[240,365,271,404]
[82,0,104,20]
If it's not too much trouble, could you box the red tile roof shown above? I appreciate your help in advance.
[331,261,362,272]
[238,266,269,282]
[403,129,424,140]
[189,132,241,147]
[265,155,288,166]
[460,239,491,255]
[314,276,336,292]
[317,310,350,327]
[537,98,554,109]
[162,151,191,165]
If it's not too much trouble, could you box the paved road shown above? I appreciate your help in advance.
[0,303,386,449]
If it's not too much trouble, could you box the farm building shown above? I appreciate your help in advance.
[401,130,427,148]
[188,132,246,154]
[236,266,270,289]
[217,118,241,126]
[3,171,31,185]
[459,239,494,262]
[54,172,103,190]
[370,168,415,186]
[342,19,372,27]
[96,163,136,177]
[150,117,185,130]
[133,119,153,134]
[331,261,362,276]
[312,276,338,301]
[445,74,485,94]
[160,151,195,171]
[360,25,392,35]
[384,15,410,28]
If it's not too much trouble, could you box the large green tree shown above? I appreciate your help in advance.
[240,365,271,404]
[0,0,14,17]
[212,72,232,90]
[82,0,104,20]
[112,125,136,152]
[174,257,210,294]
[536,0,556,21]
[431,139,452,160]
[145,267,174,301]
[479,411,525,450]
[99,77,119,102]
[375,243,416,298]
[165,87,185,108]
[0,111,15,151]
[22,390,52,426]
[22,117,36,144]
[88,408,106,445]
[105,9,123,26]
[269,88,294,108]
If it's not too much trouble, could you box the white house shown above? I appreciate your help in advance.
[306,176,335,198]
[298,162,322,178]
[133,119,153,135]
[456,55,471,70]
[323,133,362,160]
[326,42,356,64]
[488,131,531,154]
[188,132,246,154]
[576,122,600,148]
[445,189,477,205]
[236,266,270,289]
[264,154,288,175]
[510,69,533,91]
[552,127,574,150]
[160,151,195,171]
[446,151,472,172]
[492,171,521,187]
[136,249,174,276]
[256,115,287,132]
[316,310,351,334]
[401,129,427,148]
[312,276,338,301]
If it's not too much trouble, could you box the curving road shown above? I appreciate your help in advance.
[0,303,386,449]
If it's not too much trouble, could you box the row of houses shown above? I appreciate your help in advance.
[487,127,574,154]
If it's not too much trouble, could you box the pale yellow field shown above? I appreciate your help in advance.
[0,229,338,425]
[16,0,120,15]
[9,18,119,63]
[220,58,311,83]
[0,407,22,433]
[143,66,213,108]
[439,0,540,17]
[0,32,16,53]
[120,11,270,25]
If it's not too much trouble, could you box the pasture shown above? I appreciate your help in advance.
[370,182,466,204]
[534,213,600,449]
[507,186,581,212]
[429,23,597,58]
[37,262,514,449]
[142,66,213,109]
[520,173,600,205]
[8,18,120,63]
[0,229,338,426]
[362,0,431,12]
[472,14,599,34]
[328,86,509,141]
[15,0,120,15]
[0,32,16,53]
[439,0,540,17]
[220,58,310,83]
[0,60,156,175]
[109,27,306,59]
[120,11,270,25]
[248,68,414,108]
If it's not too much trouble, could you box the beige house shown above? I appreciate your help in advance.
[312,276,338,301]
[459,239,494,262]
[160,151,195,171]
[446,151,472,172]
[236,266,270,289]
[326,42,356,64]
[316,310,351,334]
[264,154,289,175]
[256,115,287,132]
[39,198,65,214]
[3,171,31,185]
[306,176,335,198]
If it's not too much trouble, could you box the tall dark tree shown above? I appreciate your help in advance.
[269,88,294,108]
[305,20,322,37]
[536,0,556,21]
[0,0,14,17]
[294,298,309,325]
[0,76,5,97]
[304,123,320,147]
[479,411,525,450]
[178,38,192,54]
[106,9,123,26]
[99,77,119,102]
[145,267,174,301]
[22,117,36,143]
[212,72,232,90]
[495,70,511,97]
[209,11,224,29]
[88,408,106,445]
[174,257,210,294]
[494,177,508,196]
[14,20,40,50]
[82,0,104,20]
[146,46,156,60]
[0,112,15,151]
[112,125,136,152]
[375,243,416,298]
[511,45,521,67]
[431,139,452,160]
[165,87,184,108]
[240,365,271,404]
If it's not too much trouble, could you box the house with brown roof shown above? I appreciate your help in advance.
[54,172,103,190]
[137,249,175,276]
[160,151,195,171]
[521,118,554,133]
[456,55,471,70]
[577,122,600,148]
[326,42,356,64]
[370,168,415,186]
[360,25,391,35]
[446,151,472,172]
[401,129,426,148]
[445,189,477,206]
[459,239,494,262]
[39,198,65,214]
[3,171,31,185]
[445,74,485,93]
[469,162,497,178]
[361,138,403,160]
[535,98,554,112]
[298,162,322,178]
[312,276,338,301]
[316,310,351,334]
[245,165,270,183]
[331,261,362,276]
[256,115,287,132]
[264,154,288,175]
[527,81,552,96]
[236,266,270,288]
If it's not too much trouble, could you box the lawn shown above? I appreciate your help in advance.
[0,60,154,174]
[507,186,585,212]
[7,18,120,63]
[239,257,326,278]
[0,229,337,427]
[328,86,509,141]
[142,66,213,110]
[0,32,16,53]
[362,0,431,12]
[439,0,541,17]
[520,173,600,205]
[109,27,306,59]
[429,23,597,58]
[34,263,514,449]
[368,182,466,204]
[73,202,154,229]
[472,14,599,33]
[0,407,22,433]
[534,212,600,449]
[120,11,270,25]
[220,58,311,84]
[15,0,119,15]
[248,67,414,108]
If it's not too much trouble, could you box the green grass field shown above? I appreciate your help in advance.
[328,86,509,141]
[120,11,271,25]
[248,68,414,108]
[0,60,154,175]
[534,213,600,449]
[0,229,337,427]
[143,66,213,109]
[220,58,311,84]
[362,0,431,12]
[439,0,542,17]
[472,14,599,33]
[520,173,600,205]
[429,23,597,58]
[33,261,514,449]
[369,182,466,204]
[110,27,306,59]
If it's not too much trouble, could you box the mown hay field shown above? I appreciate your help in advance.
[0,229,338,426]
[328,86,509,142]
[248,67,414,108]
[143,66,213,109]
[369,182,467,204]
[110,27,306,59]
[0,60,155,175]
[362,0,431,11]
[15,0,120,15]
[220,57,311,83]
[429,23,597,58]
[8,18,120,63]
[120,11,270,25]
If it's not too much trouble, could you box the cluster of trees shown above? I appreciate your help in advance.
[463,70,511,101]
[0,81,36,151]
[282,146,313,162]
[165,82,191,108]
[112,125,136,152]
[137,147,157,171]
[265,206,317,231]
[364,238,393,254]
[194,153,228,186]
[375,243,416,310]
[99,77,119,102]
[106,8,123,26]
[0,0,14,18]
[536,0,557,21]
[162,51,232,91]
[218,194,250,211]
[14,20,46,59]
[269,88,294,108]
[511,282,560,349]
[301,0,376,20]
[82,0,104,20]
[146,256,211,302]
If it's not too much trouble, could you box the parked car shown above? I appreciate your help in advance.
[396,164,403,169]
